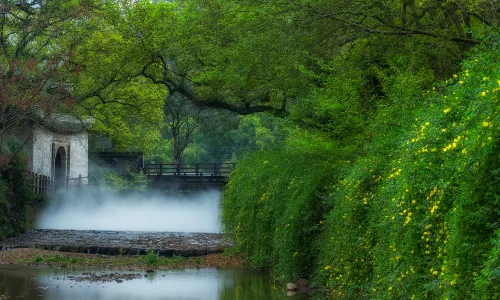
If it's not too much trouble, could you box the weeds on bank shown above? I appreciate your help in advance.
[20,251,188,268]
[142,250,186,266]
[27,254,83,265]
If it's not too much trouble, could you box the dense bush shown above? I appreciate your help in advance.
[317,34,500,299]
[0,156,36,240]
[222,35,500,299]
[102,168,150,192]
[222,129,346,281]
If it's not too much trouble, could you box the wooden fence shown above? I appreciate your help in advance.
[27,172,52,195]
[27,172,92,195]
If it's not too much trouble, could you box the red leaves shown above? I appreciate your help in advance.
[0,55,74,112]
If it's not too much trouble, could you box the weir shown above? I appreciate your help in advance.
[0,229,230,257]
[0,189,229,257]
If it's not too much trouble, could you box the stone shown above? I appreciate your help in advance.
[286,283,297,291]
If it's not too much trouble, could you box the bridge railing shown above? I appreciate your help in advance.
[146,163,236,177]
[53,175,95,190]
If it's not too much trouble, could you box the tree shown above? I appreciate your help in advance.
[93,0,499,120]
[163,92,200,164]
[0,0,99,165]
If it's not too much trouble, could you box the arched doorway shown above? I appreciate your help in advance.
[54,146,67,184]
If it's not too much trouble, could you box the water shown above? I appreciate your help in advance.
[0,266,303,299]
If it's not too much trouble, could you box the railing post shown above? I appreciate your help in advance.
[213,163,217,176]
[159,164,163,176]
[176,162,180,176]
[31,172,35,194]
[66,176,69,190]
[78,174,82,189]
[195,163,199,176]
[41,175,45,195]
[35,173,39,195]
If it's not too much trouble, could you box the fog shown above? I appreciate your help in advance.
[36,190,221,233]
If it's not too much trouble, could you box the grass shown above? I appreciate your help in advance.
[28,254,83,265]
[21,251,192,269]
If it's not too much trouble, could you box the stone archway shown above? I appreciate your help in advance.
[54,146,67,184]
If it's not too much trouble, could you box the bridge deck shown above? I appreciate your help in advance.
[0,230,231,257]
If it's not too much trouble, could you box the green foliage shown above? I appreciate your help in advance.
[145,250,159,265]
[222,129,344,281]
[32,255,44,263]
[28,254,83,264]
[314,35,500,298]
[0,155,35,240]
[222,28,500,299]
[103,168,150,192]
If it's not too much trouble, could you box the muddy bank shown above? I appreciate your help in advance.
[0,229,232,257]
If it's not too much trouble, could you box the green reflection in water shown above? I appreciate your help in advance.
[0,266,305,300]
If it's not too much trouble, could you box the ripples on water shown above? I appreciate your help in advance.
[0,266,303,300]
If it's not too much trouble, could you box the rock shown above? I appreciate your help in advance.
[295,278,310,293]
[286,283,297,291]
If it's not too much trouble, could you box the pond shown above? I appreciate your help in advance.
[0,266,305,300]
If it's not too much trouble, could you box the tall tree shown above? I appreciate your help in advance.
[0,0,99,164]
[163,92,200,164]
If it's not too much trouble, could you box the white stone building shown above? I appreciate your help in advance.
[13,114,91,186]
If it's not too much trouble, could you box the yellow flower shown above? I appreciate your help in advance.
[459,81,464,85]
[483,121,490,127]
[324,265,331,270]
[443,108,451,114]
[388,287,393,291]
[481,91,487,97]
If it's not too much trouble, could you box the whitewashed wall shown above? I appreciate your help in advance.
[31,127,88,179]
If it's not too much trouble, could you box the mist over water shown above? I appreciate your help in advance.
[36,190,221,233]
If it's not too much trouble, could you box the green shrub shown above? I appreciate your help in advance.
[103,167,150,191]
[0,155,35,240]
[222,129,345,281]
[223,32,500,300]
[316,33,500,299]
[145,250,159,265]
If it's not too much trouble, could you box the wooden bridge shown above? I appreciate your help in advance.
[145,163,235,189]
[27,162,235,194]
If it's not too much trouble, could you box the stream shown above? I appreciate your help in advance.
[0,265,303,299]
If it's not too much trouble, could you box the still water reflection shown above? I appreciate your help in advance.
[0,266,303,300]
